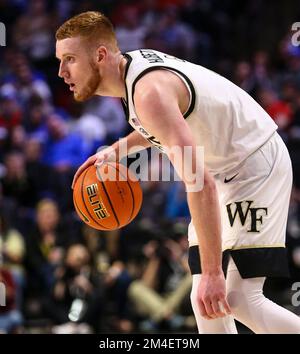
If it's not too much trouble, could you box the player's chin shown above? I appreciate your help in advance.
[74,92,88,102]
[74,90,94,102]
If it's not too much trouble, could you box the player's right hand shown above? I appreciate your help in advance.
[197,272,231,320]
[71,146,116,189]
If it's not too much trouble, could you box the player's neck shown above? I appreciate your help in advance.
[115,54,127,99]
[95,53,127,99]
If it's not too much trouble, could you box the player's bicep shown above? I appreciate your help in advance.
[134,81,184,143]
[134,86,204,191]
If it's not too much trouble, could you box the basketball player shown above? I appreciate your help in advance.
[56,11,300,333]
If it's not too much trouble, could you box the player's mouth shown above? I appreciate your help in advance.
[69,83,75,91]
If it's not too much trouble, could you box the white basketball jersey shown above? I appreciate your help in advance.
[123,49,277,175]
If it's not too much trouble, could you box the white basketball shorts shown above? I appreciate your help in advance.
[188,132,292,278]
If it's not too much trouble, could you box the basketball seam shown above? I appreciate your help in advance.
[107,162,135,223]
[96,165,120,227]
[73,194,89,223]
[81,168,110,229]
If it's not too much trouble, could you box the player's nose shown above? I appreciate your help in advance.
[58,63,68,79]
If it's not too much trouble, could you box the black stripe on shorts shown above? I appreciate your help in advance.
[188,246,290,278]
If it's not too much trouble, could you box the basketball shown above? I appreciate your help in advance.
[73,162,143,230]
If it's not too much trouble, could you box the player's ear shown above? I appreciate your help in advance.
[96,46,107,63]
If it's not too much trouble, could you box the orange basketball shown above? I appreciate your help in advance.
[73,162,143,230]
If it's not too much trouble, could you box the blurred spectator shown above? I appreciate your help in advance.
[103,260,134,333]
[49,244,104,333]
[85,97,127,144]
[9,126,27,152]
[24,99,50,142]
[258,87,294,138]
[281,80,299,107]
[286,188,300,282]
[140,0,162,30]
[42,113,89,170]
[1,62,52,111]
[12,0,56,69]
[288,94,300,190]
[0,88,23,134]
[233,61,257,95]
[0,269,23,333]
[290,94,300,140]
[24,137,53,201]
[128,232,193,332]
[154,6,197,60]
[165,182,189,219]
[24,199,70,300]
[253,51,270,80]
[1,151,37,209]
[0,209,26,313]
[0,183,16,225]
[115,6,147,52]
[41,113,90,210]
[69,102,107,155]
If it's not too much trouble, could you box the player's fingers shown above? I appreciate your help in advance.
[94,153,108,167]
[211,299,226,318]
[72,157,95,189]
[198,300,211,320]
[219,298,232,315]
[203,299,217,319]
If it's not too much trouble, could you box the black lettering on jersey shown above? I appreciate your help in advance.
[139,127,150,136]
[140,49,164,63]
[147,135,163,147]
[163,54,185,62]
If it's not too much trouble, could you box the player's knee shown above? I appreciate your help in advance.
[227,288,247,318]
[227,287,265,321]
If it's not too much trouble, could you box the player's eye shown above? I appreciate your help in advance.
[66,56,74,63]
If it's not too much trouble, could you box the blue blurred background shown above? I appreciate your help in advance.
[0,0,300,334]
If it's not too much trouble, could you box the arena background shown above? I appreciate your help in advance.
[0,0,300,334]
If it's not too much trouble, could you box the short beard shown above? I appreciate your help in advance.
[74,64,100,102]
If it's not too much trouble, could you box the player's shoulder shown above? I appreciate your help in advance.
[134,69,182,98]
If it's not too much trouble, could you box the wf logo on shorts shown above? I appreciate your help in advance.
[0,22,6,46]
[226,201,268,232]
[0,282,6,306]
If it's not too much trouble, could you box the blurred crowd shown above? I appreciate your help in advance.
[0,0,300,333]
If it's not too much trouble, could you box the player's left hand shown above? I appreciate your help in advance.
[197,272,231,320]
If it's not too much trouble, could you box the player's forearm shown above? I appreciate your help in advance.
[111,130,151,160]
[187,177,223,274]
